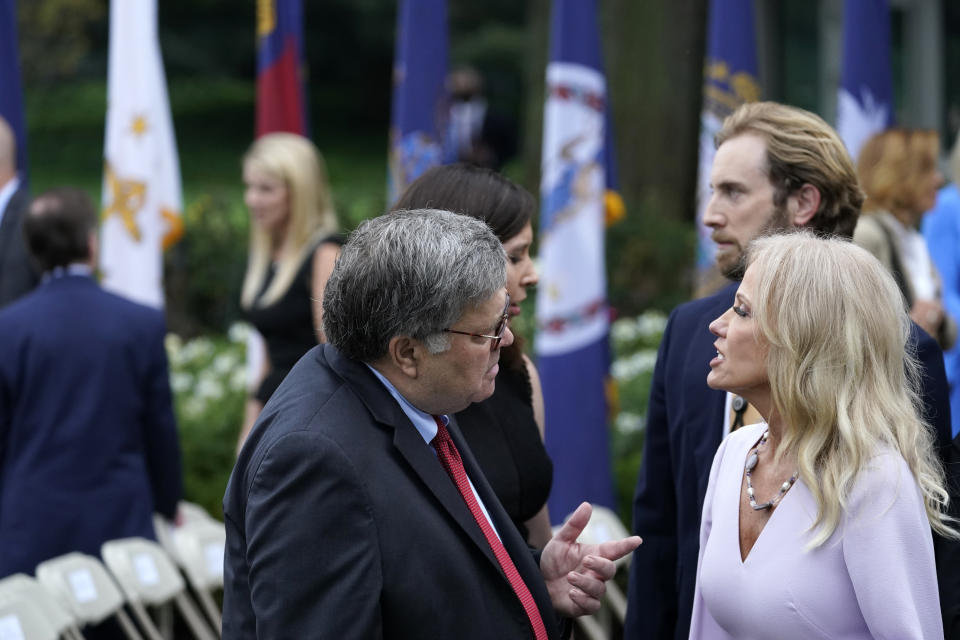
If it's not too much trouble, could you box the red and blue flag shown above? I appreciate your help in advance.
[256,0,308,137]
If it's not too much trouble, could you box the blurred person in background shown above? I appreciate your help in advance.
[923,134,960,438]
[689,232,951,639]
[443,67,518,171]
[392,163,553,547]
[0,116,38,308]
[236,133,342,451]
[854,128,956,351]
[0,187,181,577]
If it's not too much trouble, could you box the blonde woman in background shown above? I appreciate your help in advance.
[854,128,956,349]
[237,133,341,451]
[690,232,953,639]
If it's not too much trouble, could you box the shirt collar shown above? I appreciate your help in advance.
[44,263,94,282]
[365,364,445,444]
[0,175,21,227]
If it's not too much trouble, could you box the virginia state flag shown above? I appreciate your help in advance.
[0,0,28,178]
[837,0,893,161]
[695,0,760,277]
[388,0,448,204]
[536,0,615,520]
[256,0,308,136]
[100,0,183,309]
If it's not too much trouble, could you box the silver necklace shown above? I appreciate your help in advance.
[744,430,799,511]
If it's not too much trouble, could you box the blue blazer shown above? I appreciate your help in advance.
[0,274,182,576]
[624,281,951,640]
[223,343,566,639]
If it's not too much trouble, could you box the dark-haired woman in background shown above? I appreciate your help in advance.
[393,163,553,547]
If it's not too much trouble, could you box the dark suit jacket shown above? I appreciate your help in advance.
[0,274,182,576]
[936,434,960,639]
[624,281,952,640]
[0,186,39,308]
[223,343,564,639]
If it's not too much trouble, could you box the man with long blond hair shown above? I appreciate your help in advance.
[625,102,952,640]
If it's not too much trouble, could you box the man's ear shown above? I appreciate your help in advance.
[386,335,422,379]
[790,183,821,228]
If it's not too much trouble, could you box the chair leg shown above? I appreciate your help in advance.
[115,608,146,640]
[65,626,86,640]
[174,593,217,640]
[156,602,174,640]
[195,589,221,636]
[129,602,164,640]
[605,581,628,622]
[573,614,607,640]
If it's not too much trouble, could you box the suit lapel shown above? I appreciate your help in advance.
[324,347,501,569]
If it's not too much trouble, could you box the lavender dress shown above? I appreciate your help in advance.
[689,422,942,639]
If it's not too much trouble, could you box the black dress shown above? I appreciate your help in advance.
[243,236,342,404]
[455,362,554,542]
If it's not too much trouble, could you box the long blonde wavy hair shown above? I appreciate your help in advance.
[241,133,338,309]
[747,232,955,547]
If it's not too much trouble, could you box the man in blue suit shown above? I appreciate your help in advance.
[624,102,952,640]
[0,187,182,576]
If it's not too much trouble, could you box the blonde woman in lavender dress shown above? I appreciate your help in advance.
[689,232,955,639]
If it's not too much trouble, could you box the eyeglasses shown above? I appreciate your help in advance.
[442,294,510,350]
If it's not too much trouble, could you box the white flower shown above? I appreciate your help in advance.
[611,350,658,380]
[229,367,248,392]
[170,372,193,393]
[181,337,215,364]
[213,352,239,375]
[635,311,667,338]
[195,375,224,401]
[615,411,644,434]
[228,322,250,344]
[611,318,640,343]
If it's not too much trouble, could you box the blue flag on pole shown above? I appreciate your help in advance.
[837,0,893,161]
[0,0,28,179]
[536,0,615,521]
[695,0,760,276]
[388,0,448,204]
[256,0,308,137]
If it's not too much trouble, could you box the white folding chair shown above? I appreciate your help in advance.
[170,521,224,635]
[35,552,143,640]
[0,592,58,640]
[0,574,84,640]
[101,538,216,640]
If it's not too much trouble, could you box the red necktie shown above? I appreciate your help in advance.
[432,416,549,640]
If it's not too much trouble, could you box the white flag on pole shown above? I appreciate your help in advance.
[100,0,182,309]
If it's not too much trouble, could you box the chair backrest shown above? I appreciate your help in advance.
[101,538,185,606]
[172,521,225,591]
[35,552,126,626]
[0,574,75,635]
[0,593,58,640]
[178,502,216,526]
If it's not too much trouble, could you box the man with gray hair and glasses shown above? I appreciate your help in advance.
[222,208,641,639]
